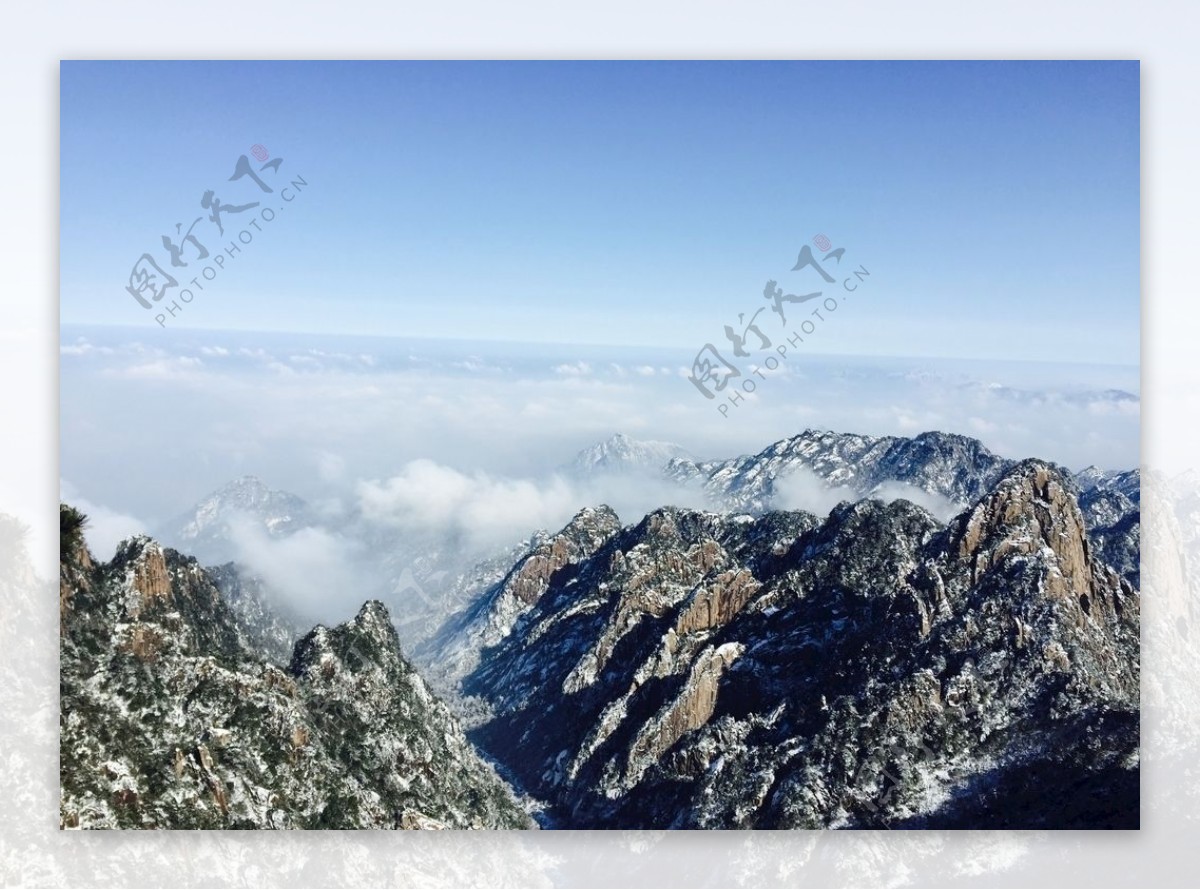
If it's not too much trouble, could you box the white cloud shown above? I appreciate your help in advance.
[871,481,961,522]
[357,460,580,550]
[317,451,346,483]
[773,468,856,517]
[552,360,592,376]
[226,514,373,623]
[60,342,114,357]
[60,329,1141,553]
[772,471,962,522]
[104,356,204,381]
[356,459,714,553]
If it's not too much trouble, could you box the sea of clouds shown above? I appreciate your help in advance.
[59,324,1139,624]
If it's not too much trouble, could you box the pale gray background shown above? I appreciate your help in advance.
[3,1,1196,886]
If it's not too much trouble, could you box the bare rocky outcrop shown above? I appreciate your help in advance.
[675,570,760,635]
[464,461,1139,829]
[954,460,1092,598]
[503,507,621,606]
[624,642,744,787]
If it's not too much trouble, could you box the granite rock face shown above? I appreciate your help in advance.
[414,506,624,704]
[460,461,1139,828]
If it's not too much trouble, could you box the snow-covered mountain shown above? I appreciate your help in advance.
[1074,465,1142,504]
[574,430,1140,537]
[569,432,693,475]
[160,476,316,564]
[423,429,1142,685]
[155,432,1141,662]
[666,429,1015,514]
[59,424,1144,830]
[460,461,1140,828]
[412,506,624,717]
[408,429,1143,828]
[665,429,1140,587]
[58,515,533,830]
[205,563,313,666]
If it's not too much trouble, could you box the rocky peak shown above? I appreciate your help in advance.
[1080,487,1137,528]
[1075,466,1142,502]
[562,504,624,546]
[952,460,1091,598]
[412,504,629,694]
[944,461,1137,694]
[869,431,1006,494]
[798,497,942,597]
[119,537,173,603]
[630,505,695,544]
[59,519,533,830]
[1075,465,1109,490]
[498,505,622,607]
[220,474,271,496]
[351,598,395,637]
[201,475,310,514]
[292,600,402,679]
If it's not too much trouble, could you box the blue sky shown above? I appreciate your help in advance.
[61,61,1139,364]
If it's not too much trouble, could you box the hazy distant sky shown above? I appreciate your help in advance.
[61,61,1139,364]
[60,323,1139,534]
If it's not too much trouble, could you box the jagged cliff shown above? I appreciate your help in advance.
[59,427,1140,831]
[459,461,1139,828]
[58,513,533,830]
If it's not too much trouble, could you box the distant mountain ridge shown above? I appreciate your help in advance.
[160,475,315,564]
[152,431,1141,662]
[573,429,1138,522]
[570,433,694,475]
[665,429,1016,512]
